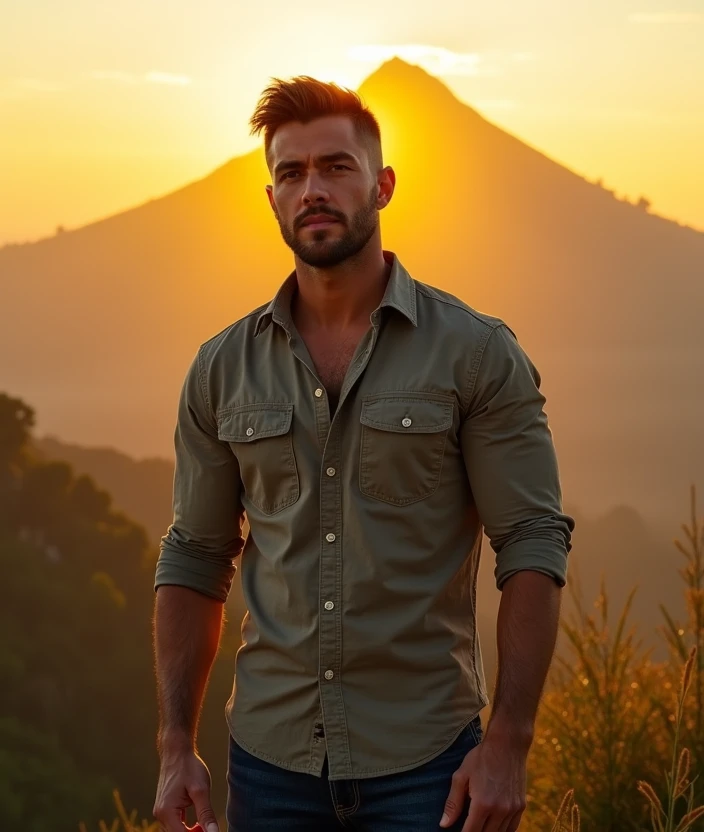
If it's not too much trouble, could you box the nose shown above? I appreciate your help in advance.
[301,172,329,205]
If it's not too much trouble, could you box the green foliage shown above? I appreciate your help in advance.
[0,392,34,471]
[0,392,160,829]
[0,391,237,829]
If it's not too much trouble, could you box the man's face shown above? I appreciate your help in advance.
[266,115,392,269]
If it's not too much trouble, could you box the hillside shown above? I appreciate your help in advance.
[1,57,702,521]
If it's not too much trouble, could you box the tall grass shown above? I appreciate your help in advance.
[638,646,704,831]
[657,485,704,803]
[533,485,704,832]
[79,790,159,832]
[525,571,666,830]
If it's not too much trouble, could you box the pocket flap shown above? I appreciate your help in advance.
[360,394,453,434]
[217,403,293,442]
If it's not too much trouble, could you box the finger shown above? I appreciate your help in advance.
[154,806,186,832]
[506,808,524,832]
[461,800,490,832]
[191,784,219,832]
[440,768,469,828]
[494,802,525,832]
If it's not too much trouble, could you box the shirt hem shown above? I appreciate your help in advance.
[227,696,489,781]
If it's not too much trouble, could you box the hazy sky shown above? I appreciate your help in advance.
[1,0,703,244]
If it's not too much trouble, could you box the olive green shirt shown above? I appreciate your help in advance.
[155,249,574,780]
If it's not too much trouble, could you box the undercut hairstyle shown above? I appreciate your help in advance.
[249,75,384,175]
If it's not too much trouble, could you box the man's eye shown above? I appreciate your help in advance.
[331,165,349,171]
[282,171,300,180]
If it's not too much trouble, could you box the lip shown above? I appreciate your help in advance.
[300,215,340,229]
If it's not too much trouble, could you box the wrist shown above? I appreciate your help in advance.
[157,728,196,758]
[485,713,534,750]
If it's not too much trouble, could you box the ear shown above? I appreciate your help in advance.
[377,166,396,210]
[265,185,276,214]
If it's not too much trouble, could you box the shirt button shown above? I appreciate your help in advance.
[246,427,254,436]
[401,417,412,428]
[324,670,334,681]
[324,601,334,611]
[325,533,336,543]
[314,388,324,398]
[326,467,336,477]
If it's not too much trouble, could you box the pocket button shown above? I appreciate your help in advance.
[401,417,412,428]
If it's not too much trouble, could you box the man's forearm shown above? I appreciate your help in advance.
[153,585,225,755]
[485,569,562,747]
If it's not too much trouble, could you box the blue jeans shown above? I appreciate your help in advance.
[226,715,483,831]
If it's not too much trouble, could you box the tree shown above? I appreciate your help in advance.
[0,393,34,471]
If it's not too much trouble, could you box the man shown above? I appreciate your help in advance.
[152,75,574,832]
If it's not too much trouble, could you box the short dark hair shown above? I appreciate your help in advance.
[249,75,383,174]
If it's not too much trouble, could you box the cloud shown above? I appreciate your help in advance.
[347,45,495,77]
[91,71,192,86]
[628,12,704,22]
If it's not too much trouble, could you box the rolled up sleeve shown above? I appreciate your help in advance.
[460,324,574,591]
[155,347,245,602]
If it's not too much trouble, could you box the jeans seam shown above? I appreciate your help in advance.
[339,780,360,817]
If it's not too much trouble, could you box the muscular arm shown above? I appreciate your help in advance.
[486,569,562,746]
[151,350,244,831]
[442,324,574,828]
[154,585,225,754]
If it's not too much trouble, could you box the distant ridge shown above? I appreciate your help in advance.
[1,58,702,521]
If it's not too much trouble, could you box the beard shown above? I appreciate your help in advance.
[275,185,379,268]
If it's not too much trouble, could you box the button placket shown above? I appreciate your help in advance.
[318,418,352,776]
[315,326,380,779]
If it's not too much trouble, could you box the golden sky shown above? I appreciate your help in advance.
[1,0,703,244]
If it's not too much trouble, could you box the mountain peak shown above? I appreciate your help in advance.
[358,56,463,112]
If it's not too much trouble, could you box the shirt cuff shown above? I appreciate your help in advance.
[154,544,236,602]
[494,537,569,591]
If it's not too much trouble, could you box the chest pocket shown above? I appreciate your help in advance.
[359,392,454,506]
[217,403,299,515]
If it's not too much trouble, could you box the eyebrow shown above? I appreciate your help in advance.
[273,151,358,178]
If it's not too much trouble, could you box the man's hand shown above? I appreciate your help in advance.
[440,730,529,832]
[153,748,219,832]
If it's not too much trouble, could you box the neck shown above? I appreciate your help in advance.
[291,240,391,332]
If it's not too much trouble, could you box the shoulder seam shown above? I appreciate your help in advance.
[414,282,503,328]
[195,345,212,416]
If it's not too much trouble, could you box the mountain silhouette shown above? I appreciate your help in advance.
[1,57,702,521]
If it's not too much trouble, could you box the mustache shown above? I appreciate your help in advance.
[296,209,344,228]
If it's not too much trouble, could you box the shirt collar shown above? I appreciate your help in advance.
[254,249,418,337]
